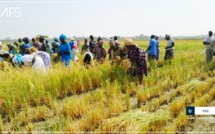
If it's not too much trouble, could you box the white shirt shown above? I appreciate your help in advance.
[84,52,93,62]
[0,42,2,50]
[166,39,174,50]
[12,54,46,72]
[204,36,214,49]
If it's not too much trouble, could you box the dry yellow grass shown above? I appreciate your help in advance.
[1,40,215,133]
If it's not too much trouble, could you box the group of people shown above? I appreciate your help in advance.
[145,34,175,64]
[1,31,215,84]
[0,34,176,85]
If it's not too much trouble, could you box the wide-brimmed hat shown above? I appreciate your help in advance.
[124,37,133,45]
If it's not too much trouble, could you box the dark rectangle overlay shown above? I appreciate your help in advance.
[186,106,195,115]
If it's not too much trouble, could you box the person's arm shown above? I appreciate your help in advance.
[145,46,151,53]
[81,45,84,54]
[64,44,71,54]
[145,40,152,53]
[203,37,210,45]
[165,42,175,49]
[203,41,210,45]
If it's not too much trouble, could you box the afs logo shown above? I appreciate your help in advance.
[0,7,21,18]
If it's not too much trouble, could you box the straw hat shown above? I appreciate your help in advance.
[124,37,133,45]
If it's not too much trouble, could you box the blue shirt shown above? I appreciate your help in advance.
[60,42,72,61]
[147,38,157,56]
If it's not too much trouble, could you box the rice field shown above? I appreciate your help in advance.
[0,39,215,133]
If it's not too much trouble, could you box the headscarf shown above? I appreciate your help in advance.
[59,34,67,40]
[109,40,115,47]
[23,37,29,44]
[51,41,59,47]
[54,38,59,42]
[98,40,103,45]
[12,54,22,66]
[124,37,133,45]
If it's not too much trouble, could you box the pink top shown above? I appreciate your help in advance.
[72,41,78,50]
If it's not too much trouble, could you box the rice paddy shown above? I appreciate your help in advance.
[0,39,214,133]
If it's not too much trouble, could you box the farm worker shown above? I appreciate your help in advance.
[51,41,60,62]
[0,41,3,50]
[59,34,72,67]
[70,38,79,61]
[81,39,89,54]
[124,37,147,85]
[164,34,175,61]
[32,37,41,50]
[31,38,36,46]
[108,39,126,60]
[37,35,48,52]
[114,36,120,46]
[145,35,158,63]
[155,36,160,61]
[11,54,46,73]
[28,47,52,68]
[51,38,60,53]
[89,35,96,55]
[17,38,24,53]
[83,50,93,66]
[203,31,214,64]
[0,42,5,61]
[45,39,53,57]
[21,37,32,55]
[108,36,121,59]
[7,43,18,54]
[93,38,106,62]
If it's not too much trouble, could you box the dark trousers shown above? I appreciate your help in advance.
[164,50,174,60]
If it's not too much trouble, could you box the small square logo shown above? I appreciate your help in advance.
[186,106,195,115]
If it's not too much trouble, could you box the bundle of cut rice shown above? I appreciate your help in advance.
[119,59,131,72]
[0,61,11,71]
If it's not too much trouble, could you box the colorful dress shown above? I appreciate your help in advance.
[94,45,106,62]
[32,51,52,68]
[127,45,148,79]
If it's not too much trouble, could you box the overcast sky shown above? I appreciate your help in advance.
[0,0,215,39]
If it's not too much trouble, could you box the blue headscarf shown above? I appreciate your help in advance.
[59,34,67,40]
[54,38,59,42]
